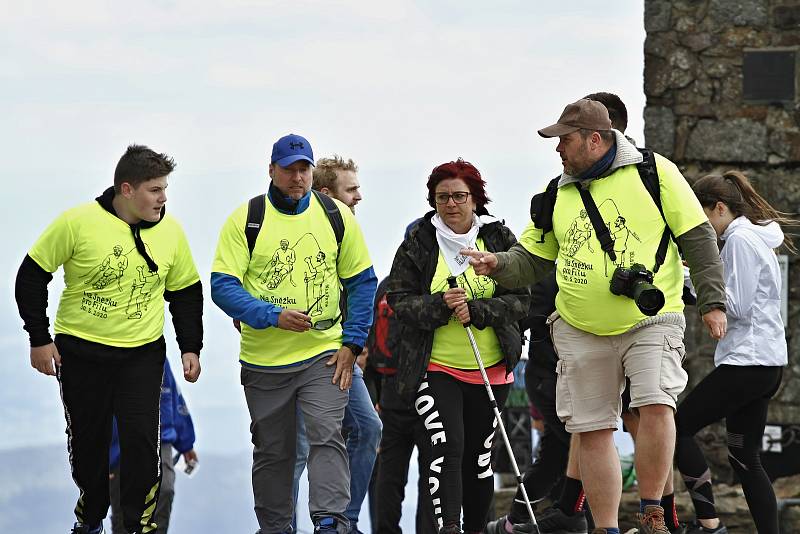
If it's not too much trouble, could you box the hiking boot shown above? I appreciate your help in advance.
[537,506,588,534]
[683,521,727,534]
[635,505,670,534]
[70,524,104,534]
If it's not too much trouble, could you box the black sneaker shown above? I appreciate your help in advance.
[315,517,344,533]
[510,522,539,534]
[537,506,588,534]
[683,520,728,534]
[668,523,688,534]
[70,524,104,534]
[485,516,510,534]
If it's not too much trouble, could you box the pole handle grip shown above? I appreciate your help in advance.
[446,276,471,328]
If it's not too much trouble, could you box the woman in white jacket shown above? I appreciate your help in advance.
[675,170,795,534]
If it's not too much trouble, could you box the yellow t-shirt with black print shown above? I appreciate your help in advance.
[429,239,504,369]
[28,203,200,347]
[519,154,707,336]
[211,194,373,367]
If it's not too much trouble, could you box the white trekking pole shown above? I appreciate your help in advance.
[447,277,538,530]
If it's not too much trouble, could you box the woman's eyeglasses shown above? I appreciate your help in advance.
[434,191,471,205]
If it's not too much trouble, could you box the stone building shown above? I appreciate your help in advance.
[644,0,800,528]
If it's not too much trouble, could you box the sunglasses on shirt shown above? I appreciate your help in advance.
[304,294,343,331]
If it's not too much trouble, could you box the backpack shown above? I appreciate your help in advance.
[245,190,345,255]
[232,190,345,333]
[366,278,397,375]
[529,147,676,273]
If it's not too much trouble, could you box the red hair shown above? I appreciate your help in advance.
[426,158,490,212]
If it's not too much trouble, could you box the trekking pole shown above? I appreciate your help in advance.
[447,277,538,530]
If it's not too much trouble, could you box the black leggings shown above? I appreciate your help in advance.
[675,364,782,534]
[507,369,570,523]
[415,371,510,532]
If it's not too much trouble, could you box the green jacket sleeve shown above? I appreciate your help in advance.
[467,226,531,330]
[492,243,556,289]
[675,221,726,315]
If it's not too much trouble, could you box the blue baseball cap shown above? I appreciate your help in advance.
[271,133,315,168]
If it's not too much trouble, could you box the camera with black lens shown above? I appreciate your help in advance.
[609,263,665,316]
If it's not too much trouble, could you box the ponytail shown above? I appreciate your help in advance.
[693,170,799,253]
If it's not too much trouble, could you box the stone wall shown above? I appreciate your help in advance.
[644,0,800,483]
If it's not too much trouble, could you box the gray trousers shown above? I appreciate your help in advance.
[110,442,175,534]
[242,356,351,533]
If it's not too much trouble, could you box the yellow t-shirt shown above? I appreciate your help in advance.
[29,203,200,347]
[519,154,706,335]
[211,194,373,367]
[430,239,504,369]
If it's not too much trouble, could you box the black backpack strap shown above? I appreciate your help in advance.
[245,191,344,259]
[636,148,673,273]
[312,190,345,246]
[573,182,617,262]
[245,194,266,257]
[529,176,561,243]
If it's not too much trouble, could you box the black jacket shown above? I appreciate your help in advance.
[386,212,530,401]
[518,271,558,380]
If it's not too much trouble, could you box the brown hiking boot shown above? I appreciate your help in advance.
[635,505,670,534]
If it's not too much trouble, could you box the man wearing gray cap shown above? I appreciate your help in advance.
[210,133,377,534]
[463,100,726,534]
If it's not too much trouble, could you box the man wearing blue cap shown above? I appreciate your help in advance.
[210,134,377,534]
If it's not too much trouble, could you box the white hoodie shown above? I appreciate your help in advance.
[715,216,787,367]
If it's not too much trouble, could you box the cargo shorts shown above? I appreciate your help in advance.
[549,312,688,433]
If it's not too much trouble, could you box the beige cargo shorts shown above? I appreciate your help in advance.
[548,311,688,433]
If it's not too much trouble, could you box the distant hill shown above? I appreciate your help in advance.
[0,445,259,533]
[0,444,426,533]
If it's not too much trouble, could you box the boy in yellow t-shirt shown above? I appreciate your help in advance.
[15,145,203,534]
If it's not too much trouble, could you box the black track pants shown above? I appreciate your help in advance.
[507,369,571,523]
[675,364,782,534]
[416,371,510,532]
[375,406,437,533]
[56,334,165,534]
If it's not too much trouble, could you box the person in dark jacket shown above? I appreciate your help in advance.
[109,359,197,534]
[369,273,437,534]
[486,272,583,534]
[387,159,530,534]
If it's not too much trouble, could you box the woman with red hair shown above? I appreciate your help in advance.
[386,159,530,534]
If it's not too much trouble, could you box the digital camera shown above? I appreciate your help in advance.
[609,263,665,316]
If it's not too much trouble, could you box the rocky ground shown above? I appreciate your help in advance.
[492,474,800,533]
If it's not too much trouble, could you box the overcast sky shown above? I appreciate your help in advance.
[0,1,645,453]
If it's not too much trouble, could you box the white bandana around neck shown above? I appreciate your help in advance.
[431,213,497,276]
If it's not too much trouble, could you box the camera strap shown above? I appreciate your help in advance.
[573,182,617,262]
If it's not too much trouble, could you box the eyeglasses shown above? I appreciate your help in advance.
[434,191,471,205]
[311,313,342,331]
[304,294,343,331]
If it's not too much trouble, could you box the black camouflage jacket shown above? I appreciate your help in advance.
[386,211,531,401]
